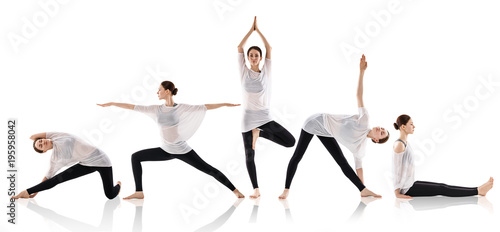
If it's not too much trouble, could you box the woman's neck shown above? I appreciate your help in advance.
[398,132,408,143]
[164,97,175,107]
[250,65,260,72]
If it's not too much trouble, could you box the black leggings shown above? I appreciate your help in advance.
[131,147,236,191]
[406,181,478,197]
[242,121,296,189]
[26,164,120,199]
[284,130,365,191]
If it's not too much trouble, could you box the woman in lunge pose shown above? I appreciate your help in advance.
[12,132,121,199]
[279,55,387,199]
[98,81,244,199]
[238,16,296,198]
[392,114,493,199]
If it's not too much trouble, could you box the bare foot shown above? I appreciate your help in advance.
[360,188,382,198]
[233,189,245,198]
[478,177,494,196]
[250,188,261,199]
[252,128,260,150]
[279,189,289,199]
[12,190,30,199]
[123,191,144,200]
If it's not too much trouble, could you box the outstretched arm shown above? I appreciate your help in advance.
[237,17,256,53]
[205,103,240,110]
[357,54,367,108]
[30,132,46,140]
[97,102,135,110]
[254,17,271,59]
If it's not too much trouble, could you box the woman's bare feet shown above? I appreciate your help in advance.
[478,177,494,196]
[233,189,245,198]
[279,189,289,199]
[252,128,260,150]
[123,191,144,200]
[250,188,261,199]
[11,190,30,199]
[360,188,382,198]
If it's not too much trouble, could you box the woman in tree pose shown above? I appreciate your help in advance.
[279,55,387,199]
[392,114,493,199]
[238,16,296,199]
[98,81,245,199]
[12,132,121,199]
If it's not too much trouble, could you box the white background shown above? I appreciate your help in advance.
[1,0,499,231]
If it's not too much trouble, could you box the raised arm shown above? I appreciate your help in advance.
[204,103,240,110]
[97,102,135,110]
[356,54,367,108]
[237,17,256,53]
[254,17,271,59]
[30,132,46,140]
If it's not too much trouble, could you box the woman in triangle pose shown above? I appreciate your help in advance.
[279,55,387,199]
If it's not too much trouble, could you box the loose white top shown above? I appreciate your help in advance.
[45,132,112,179]
[238,53,273,132]
[302,107,371,169]
[392,140,415,194]
[134,103,207,154]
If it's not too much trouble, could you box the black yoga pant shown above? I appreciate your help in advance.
[406,181,478,197]
[131,147,236,191]
[284,130,365,191]
[242,120,296,189]
[26,164,120,199]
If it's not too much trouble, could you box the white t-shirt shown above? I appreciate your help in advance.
[392,141,415,194]
[134,103,207,154]
[238,53,273,132]
[45,132,112,179]
[302,107,371,169]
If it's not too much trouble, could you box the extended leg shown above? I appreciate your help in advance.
[406,181,478,197]
[27,164,95,195]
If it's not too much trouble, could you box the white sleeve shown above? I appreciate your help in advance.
[354,157,363,170]
[45,158,66,179]
[46,132,69,140]
[134,105,159,120]
[392,152,405,190]
[238,53,247,81]
[262,58,272,78]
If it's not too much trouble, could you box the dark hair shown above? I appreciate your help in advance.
[247,46,262,57]
[33,138,44,153]
[161,81,178,95]
[394,114,411,130]
[371,131,390,144]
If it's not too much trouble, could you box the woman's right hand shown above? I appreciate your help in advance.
[252,16,257,31]
[97,103,113,107]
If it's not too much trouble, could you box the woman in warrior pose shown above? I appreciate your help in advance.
[279,55,387,199]
[12,132,121,199]
[238,16,296,198]
[98,81,245,199]
[392,114,493,199]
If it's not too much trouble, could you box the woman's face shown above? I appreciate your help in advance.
[372,126,388,142]
[35,139,51,153]
[402,119,415,134]
[247,49,262,67]
[157,85,168,100]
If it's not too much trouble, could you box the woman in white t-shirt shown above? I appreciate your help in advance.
[12,132,121,199]
[237,17,296,198]
[392,114,493,198]
[98,81,245,199]
[279,55,387,199]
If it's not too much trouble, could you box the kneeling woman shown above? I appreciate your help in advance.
[12,132,121,199]
[279,55,387,199]
[98,81,244,199]
[392,114,493,199]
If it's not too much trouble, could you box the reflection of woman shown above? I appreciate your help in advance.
[12,132,121,199]
[279,55,387,199]
[238,16,296,198]
[98,81,244,199]
[392,114,494,199]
